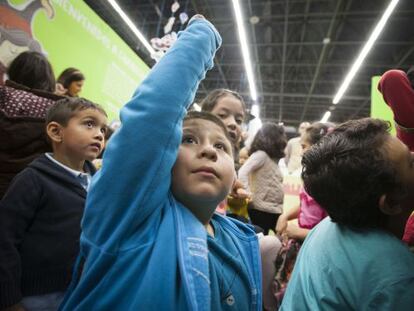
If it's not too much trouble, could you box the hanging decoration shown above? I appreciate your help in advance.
[171,1,180,13]
[151,1,190,62]
[179,12,189,24]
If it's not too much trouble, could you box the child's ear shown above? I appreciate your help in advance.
[47,121,64,143]
[379,194,403,215]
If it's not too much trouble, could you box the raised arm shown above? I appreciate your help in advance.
[82,18,221,247]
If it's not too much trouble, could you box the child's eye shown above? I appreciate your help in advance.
[236,118,243,125]
[214,142,227,151]
[182,136,196,144]
[100,127,107,134]
[218,114,227,120]
[85,121,94,128]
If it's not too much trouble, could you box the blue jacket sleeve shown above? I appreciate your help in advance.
[81,19,221,248]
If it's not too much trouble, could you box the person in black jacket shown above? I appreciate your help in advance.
[0,97,107,311]
[0,51,63,199]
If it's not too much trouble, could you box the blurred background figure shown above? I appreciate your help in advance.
[56,67,85,97]
[239,123,287,234]
[0,51,62,198]
[238,147,249,166]
[284,122,310,174]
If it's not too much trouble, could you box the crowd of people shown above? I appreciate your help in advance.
[0,15,413,311]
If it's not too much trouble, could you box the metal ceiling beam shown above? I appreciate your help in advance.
[290,0,311,101]
[396,46,414,67]
[326,0,354,60]
[139,14,411,27]
[248,0,263,99]
[190,0,229,89]
[197,89,368,101]
[216,62,392,68]
[296,0,312,62]
[263,102,367,110]
[196,0,331,7]
[222,41,411,47]
[278,0,289,122]
[248,10,414,20]
[347,45,414,120]
[300,0,344,122]
[202,77,371,85]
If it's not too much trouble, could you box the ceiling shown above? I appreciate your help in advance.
[85,0,414,127]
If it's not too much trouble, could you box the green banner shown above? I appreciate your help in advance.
[1,0,150,121]
[370,76,395,134]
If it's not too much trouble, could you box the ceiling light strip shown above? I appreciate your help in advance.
[320,111,331,123]
[231,0,258,101]
[107,0,155,55]
[332,0,400,104]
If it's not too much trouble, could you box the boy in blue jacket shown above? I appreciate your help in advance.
[60,16,261,311]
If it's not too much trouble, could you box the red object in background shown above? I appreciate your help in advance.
[403,214,414,246]
[378,70,414,246]
[378,69,414,151]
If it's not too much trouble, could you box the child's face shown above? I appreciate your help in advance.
[239,148,249,165]
[68,80,84,97]
[210,95,245,145]
[59,108,107,162]
[300,134,311,154]
[171,118,235,223]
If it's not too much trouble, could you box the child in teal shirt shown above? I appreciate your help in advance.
[281,118,414,310]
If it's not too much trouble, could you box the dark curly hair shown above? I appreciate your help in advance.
[302,118,402,229]
[249,123,286,159]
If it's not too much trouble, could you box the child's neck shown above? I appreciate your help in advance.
[52,152,86,172]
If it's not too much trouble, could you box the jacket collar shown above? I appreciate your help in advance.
[29,154,96,198]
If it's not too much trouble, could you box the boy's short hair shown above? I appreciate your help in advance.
[46,97,107,126]
[184,111,234,156]
[302,118,401,229]
[249,123,286,159]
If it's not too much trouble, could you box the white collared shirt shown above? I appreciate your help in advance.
[45,153,91,191]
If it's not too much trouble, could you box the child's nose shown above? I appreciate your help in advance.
[200,145,218,161]
[226,116,237,130]
[95,130,104,141]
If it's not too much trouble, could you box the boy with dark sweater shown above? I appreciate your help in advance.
[0,98,107,311]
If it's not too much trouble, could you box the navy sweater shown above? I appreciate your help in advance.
[0,154,95,308]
